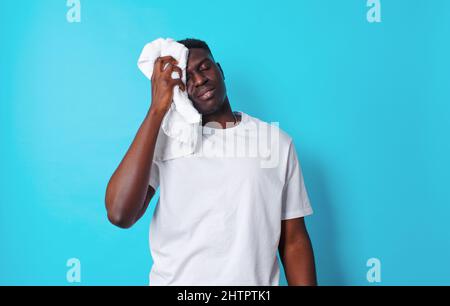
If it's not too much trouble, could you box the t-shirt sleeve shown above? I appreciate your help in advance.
[149,160,160,191]
[281,141,313,220]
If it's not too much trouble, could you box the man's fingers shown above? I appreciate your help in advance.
[152,56,184,92]
[170,66,183,80]
[158,56,178,72]
[153,56,177,73]
[171,78,186,92]
[161,61,172,72]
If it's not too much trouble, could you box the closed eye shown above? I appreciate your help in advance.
[200,62,211,71]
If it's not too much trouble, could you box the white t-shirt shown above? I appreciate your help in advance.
[148,111,313,286]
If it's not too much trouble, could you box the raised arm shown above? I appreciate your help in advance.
[105,56,185,228]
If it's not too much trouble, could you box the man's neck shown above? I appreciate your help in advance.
[202,97,240,129]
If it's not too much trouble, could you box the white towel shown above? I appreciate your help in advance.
[137,38,202,161]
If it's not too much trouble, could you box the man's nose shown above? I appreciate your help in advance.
[193,73,207,87]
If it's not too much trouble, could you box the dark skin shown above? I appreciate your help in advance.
[104,48,317,285]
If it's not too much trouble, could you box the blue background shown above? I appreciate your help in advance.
[1,0,449,285]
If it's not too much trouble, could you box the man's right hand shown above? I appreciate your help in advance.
[149,56,186,115]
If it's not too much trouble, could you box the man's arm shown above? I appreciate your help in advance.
[104,56,185,228]
[278,217,317,285]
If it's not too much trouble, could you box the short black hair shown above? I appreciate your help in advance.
[177,38,213,58]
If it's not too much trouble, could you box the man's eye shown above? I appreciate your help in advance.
[200,65,210,71]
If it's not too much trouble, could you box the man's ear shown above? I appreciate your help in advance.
[217,62,225,80]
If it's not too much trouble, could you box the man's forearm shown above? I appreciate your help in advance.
[105,107,164,228]
[281,238,317,286]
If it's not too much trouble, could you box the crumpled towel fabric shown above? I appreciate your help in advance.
[138,38,202,161]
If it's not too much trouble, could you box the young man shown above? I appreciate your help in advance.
[105,39,317,286]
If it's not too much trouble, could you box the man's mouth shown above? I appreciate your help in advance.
[197,87,216,101]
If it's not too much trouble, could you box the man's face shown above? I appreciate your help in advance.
[186,48,226,115]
